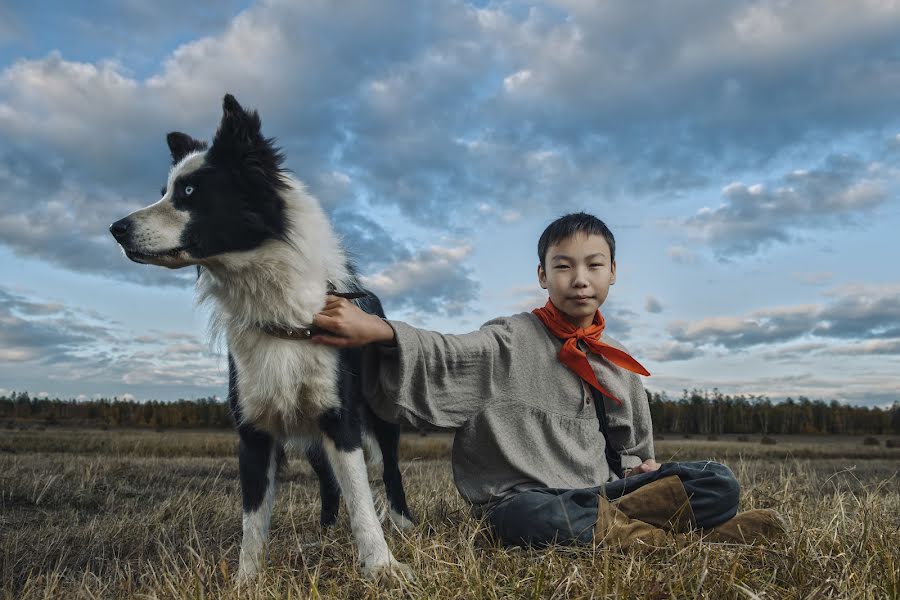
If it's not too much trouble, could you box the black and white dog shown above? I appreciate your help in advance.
[109,94,414,579]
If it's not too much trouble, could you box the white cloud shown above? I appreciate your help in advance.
[361,243,480,317]
[0,286,225,395]
[645,295,663,313]
[646,341,702,362]
[667,246,699,264]
[828,338,900,355]
[668,283,900,349]
[679,153,894,256]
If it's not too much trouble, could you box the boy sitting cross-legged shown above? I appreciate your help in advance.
[311,212,785,548]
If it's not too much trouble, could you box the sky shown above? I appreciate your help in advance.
[0,0,898,407]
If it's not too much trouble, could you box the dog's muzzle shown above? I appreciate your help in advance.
[109,217,132,245]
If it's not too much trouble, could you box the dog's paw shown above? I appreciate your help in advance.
[235,565,259,583]
[362,559,415,582]
[388,508,417,531]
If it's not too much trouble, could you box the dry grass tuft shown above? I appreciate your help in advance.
[1,429,898,599]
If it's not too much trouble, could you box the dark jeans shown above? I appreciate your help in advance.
[483,461,740,547]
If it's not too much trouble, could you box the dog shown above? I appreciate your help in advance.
[109,94,414,580]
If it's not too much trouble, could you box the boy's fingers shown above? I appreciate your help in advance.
[312,313,337,329]
[309,334,348,347]
[323,294,349,307]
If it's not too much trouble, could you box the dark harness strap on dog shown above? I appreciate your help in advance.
[256,288,367,341]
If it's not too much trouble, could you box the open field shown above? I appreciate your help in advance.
[1,429,898,599]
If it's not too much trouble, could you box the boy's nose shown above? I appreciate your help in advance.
[572,268,589,286]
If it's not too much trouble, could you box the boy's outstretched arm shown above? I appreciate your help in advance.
[312,296,515,431]
[311,295,396,347]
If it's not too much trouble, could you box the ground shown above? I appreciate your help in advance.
[1,429,898,599]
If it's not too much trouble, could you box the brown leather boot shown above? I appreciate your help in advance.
[703,509,787,544]
[613,475,696,533]
[595,496,669,549]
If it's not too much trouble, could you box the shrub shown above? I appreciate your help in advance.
[760,436,777,445]
[707,435,719,441]
[862,436,881,446]
[886,439,899,448]
[737,435,749,442]
[682,434,693,439]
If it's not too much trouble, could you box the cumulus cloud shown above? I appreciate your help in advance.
[360,243,480,317]
[506,286,549,315]
[667,246,699,264]
[645,295,663,313]
[0,287,115,363]
[668,283,900,352]
[331,210,414,274]
[679,153,894,257]
[646,341,702,362]
[3,0,900,288]
[815,283,900,339]
[0,286,225,396]
[828,338,900,356]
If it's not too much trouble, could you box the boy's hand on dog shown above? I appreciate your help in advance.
[312,295,397,348]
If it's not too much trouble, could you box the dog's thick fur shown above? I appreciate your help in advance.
[110,95,414,579]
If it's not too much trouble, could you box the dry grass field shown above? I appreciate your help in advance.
[1,428,898,599]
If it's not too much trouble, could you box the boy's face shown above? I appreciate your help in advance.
[537,232,616,329]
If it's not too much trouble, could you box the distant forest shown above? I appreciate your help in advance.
[1,390,898,435]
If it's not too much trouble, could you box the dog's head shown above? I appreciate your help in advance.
[110,94,289,269]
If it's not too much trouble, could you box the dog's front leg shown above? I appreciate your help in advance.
[236,428,278,579]
[322,438,413,580]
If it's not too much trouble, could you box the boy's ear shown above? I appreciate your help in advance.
[610,260,616,285]
[537,264,547,289]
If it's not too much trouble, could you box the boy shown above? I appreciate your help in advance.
[312,213,785,548]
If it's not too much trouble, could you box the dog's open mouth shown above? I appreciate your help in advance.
[125,247,194,268]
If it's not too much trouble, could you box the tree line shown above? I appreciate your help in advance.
[1,389,898,434]
[647,389,899,435]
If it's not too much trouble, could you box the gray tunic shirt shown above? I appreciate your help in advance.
[362,312,654,506]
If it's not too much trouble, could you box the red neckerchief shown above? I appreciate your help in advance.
[532,300,650,406]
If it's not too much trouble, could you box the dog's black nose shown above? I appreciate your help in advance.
[109,218,130,241]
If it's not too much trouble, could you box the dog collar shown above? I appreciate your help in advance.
[256,289,367,342]
[258,323,321,341]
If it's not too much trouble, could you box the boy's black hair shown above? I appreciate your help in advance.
[537,212,616,269]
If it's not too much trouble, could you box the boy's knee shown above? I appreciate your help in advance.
[701,461,740,519]
[483,490,595,547]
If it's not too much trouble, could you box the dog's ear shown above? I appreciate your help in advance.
[167,132,208,165]
[212,93,263,153]
[208,94,288,188]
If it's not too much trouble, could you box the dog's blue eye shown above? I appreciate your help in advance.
[185,185,194,196]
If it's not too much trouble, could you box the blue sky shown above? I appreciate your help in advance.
[0,1,898,406]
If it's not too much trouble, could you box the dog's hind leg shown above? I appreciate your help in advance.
[305,443,341,527]
[367,409,416,530]
[320,410,413,580]
[236,425,279,579]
